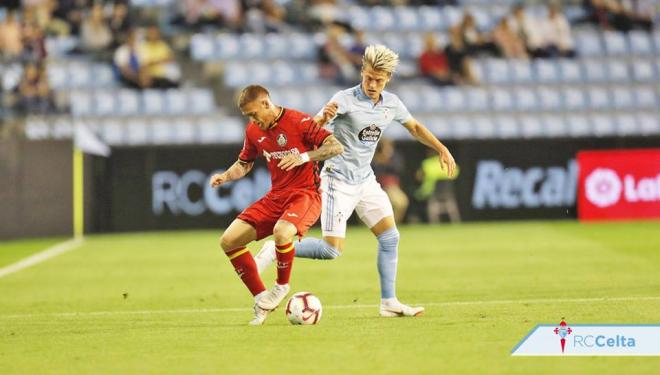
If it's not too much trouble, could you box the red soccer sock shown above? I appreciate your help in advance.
[275,242,295,285]
[226,246,266,296]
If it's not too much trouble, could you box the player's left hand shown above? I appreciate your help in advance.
[278,153,305,171]
[438,147,456,177]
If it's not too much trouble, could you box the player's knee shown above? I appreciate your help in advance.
[377,227,400,250]
[273,222,296,244]
[219,234,236,252]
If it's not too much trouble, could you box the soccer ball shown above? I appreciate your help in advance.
[285,292,322,325]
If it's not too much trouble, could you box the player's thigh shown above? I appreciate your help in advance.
[236,195,280,241]
[320,175,359,239]
[220,219,257,251]
[280,190,321,239]
[355,178,395,229]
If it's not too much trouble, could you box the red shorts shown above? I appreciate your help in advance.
[237,189,321,241]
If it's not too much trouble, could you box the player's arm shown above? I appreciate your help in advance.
[278,135,343,171]
[210,159,254,188]
[402,117,456,177]
[313,101,339,127]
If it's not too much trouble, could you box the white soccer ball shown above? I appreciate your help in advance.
[285,292,322,325]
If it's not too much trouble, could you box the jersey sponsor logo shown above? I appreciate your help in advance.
[358,124,382,144]
[277,133,288,147]
[265,147,301,161]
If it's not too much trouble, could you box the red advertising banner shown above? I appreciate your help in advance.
[578,149,660,221]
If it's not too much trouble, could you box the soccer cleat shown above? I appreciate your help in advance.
[379,300,425,317]
[256,283,290,311]
[249,303,270,326]
[255,240,277,274]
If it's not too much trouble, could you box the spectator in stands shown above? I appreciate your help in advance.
[445,27,478,85]
[138,26,181,89]
[308,0,342,28]
[178,0,243,31]
[621,0,654,31]
[114,30,143,89]
[492,17,528,59]
[418,32,453,86]
[0,10,23,60]
[53,0,91,36]
[246,0,289,33]
[15,62,54,114]
[509,4,546,58]
[318,23,358,84]
[543,4,576,58]
[109,1,132,45]
[21,22,47,63]
[348,29,367,71]
[80,3,112,52]
[373,139,409,224]
[458,12,497,57]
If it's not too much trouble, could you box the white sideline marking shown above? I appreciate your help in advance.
[1,295,659,319]
[0,238,84,279]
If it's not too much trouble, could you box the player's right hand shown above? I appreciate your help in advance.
[321,102,339,122]
[210,173,226,188]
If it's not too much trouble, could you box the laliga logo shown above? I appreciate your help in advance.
[585,168,622,208]
[554,319,572,353]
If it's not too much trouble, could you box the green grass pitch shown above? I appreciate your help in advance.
[1,221,659,374]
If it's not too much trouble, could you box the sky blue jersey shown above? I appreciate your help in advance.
[318,85,413,184]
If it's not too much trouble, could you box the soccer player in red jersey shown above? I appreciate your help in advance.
[210,85,343,325]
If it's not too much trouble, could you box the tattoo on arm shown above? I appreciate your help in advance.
[225,160,254,182]
[307,135,344,162]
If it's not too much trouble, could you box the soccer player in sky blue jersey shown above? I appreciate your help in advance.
[257,45,456,317]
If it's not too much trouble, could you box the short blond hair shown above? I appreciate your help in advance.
[238,85,270,108]
[362,45,399,75]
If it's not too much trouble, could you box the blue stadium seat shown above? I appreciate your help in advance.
[348,6,370,30]
[631,59,656,82]
[442,6,463,30]
[151,118,176,145]
[224,62,249,87]
[638,112,660,135]
[654,30,660,53]
[541,114,567,138]
[534,60,560,83]
[518,114,544,138]
[514,87,538,111]
[125,118,149,145]
[264,33,288,59]
[575,30,603,57]
[371,6,396,31]
[142,90,165,114]
[47,63,67,89]
[565,113,592,137]
[615,113,639,136]
[288,33,317,60]
[94,64,116,88]
[465,87,489,112]
[590,114,616,137]
[510,60,534,84]
[188,89,216,114]
[451,116,474,139]
[216,34,240,60]
[633,85,657,109]
[485,59,512,84]
[603,31,628,55]
[271,62,296,86]
[587,87,611,109]
[239,34,265,59]
[562,87,588,110]
[611,87,635,110]
[394,7,420,31]
[100,118,125,145]
[94,90,117,115]
[69,62,93,88]
[190,34,215,61]
[171,118,197,144]
[582,60,608,82]
[628,31,654,55]
[398,86,423,112]
[495,115,519,138]
[606,59,630,82]
[558,59,583,83]
[536,86,562,111]
[116,89,140,115]
[472,116,497,139]
[442,87,466,112]
[417,6,444,30]
[490,87,514,111]
[422,115,454,139]
[164,89,186,115]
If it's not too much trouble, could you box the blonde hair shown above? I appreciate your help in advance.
[362,45,399,75]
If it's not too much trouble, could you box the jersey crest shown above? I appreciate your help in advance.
[277,133,288,147]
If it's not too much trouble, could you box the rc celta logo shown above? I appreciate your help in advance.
[554,320,572,353]
[512,323,660,356]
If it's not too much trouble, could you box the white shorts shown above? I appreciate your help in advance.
[320,174,394,238]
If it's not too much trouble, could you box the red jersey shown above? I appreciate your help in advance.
[238,108,332,192]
